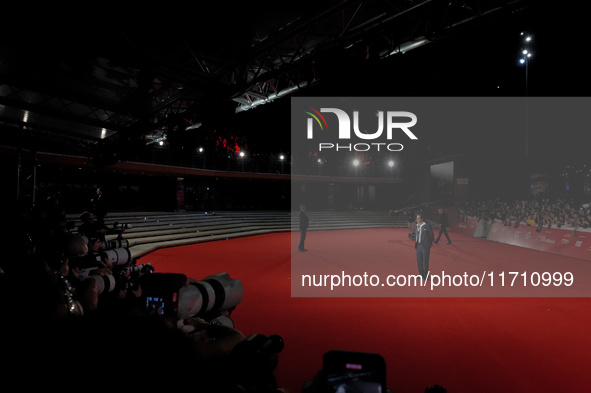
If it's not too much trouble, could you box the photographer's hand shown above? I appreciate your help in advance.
[71,266,79,278]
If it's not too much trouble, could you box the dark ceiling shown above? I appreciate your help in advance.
[0,0,564,164]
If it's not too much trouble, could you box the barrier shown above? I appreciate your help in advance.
[487,221,591,261]
[474,219,492,238]
[452,217,480,237]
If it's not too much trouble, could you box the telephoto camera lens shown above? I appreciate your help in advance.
[113,222,132,230]
[177,272,244,320]
[100,248,132,267]
[99,238,130,251]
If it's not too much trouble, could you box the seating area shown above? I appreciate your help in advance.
[69,210,408,258]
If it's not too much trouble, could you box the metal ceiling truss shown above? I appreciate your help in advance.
[222,0,533,113]
[0,0,535,156]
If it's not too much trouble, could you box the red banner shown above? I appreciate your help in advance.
[487,221,591,261]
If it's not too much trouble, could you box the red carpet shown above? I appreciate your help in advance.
[140,229,591,393]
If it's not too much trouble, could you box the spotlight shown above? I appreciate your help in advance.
[353,159,360,167]
[388,160,394,167]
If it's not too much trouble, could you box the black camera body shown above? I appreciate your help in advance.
[141,272,187,320]
[140,272,244,324]
[229,333,285,393]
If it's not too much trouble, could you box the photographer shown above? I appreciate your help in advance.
[78,211,109,242]
[63,233,144,316]
[62,234,106,314]
[91,186,107,225]
[434,208,452,245]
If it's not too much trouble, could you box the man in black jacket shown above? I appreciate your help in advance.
[92,187,107,225]
[434,208,452,244]
[298,204,309,252]
[414,213,434,280]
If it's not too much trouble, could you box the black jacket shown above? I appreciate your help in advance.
[299,210,309,230]
[414,222,434,249]
[438,212,449,228]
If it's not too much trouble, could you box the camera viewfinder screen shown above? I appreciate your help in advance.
[146,296,165,316]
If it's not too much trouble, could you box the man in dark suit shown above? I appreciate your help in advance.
[434,208,452,244]
[414,212,434,280]
[92,187,107,226]
[298,204,309,252]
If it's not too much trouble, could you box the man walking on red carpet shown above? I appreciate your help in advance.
[298,204,309,252]
[434,207,452,245]
[414,212,434,280]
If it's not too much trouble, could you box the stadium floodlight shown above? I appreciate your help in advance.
[519,31,533,66]
[518,30,534,158]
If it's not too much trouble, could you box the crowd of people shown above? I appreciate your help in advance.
[456,196,591,234]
